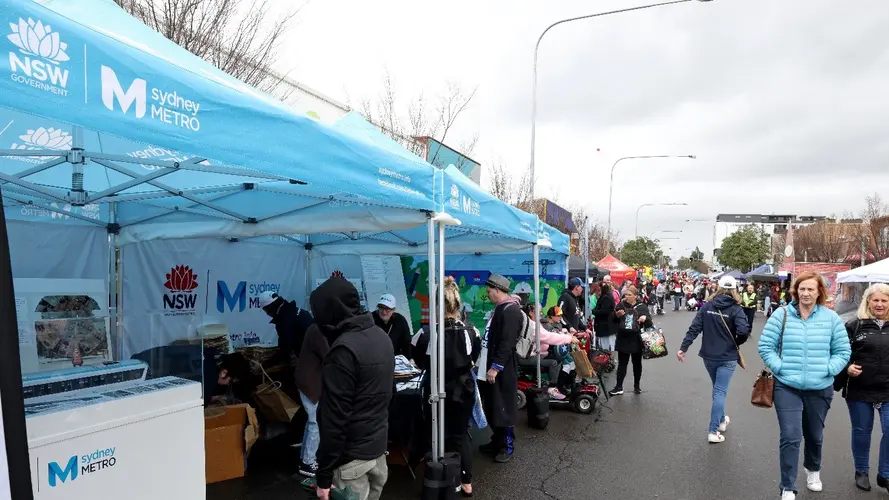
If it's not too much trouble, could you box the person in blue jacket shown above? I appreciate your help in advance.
[758,271,851,500]
[677,275,750,444]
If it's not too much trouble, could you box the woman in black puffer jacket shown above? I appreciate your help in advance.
[609,285,653,396]
[592,283,617,351]
[837,283,889,493]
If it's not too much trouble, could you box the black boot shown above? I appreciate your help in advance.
[856,472,871,491]
[634,385,642,394]
[877,474,889,492]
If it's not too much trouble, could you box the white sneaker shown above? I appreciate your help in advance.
[781,490,796,500]
[718,415,730,433]
[805,468,823,492]
[707,432,725,443]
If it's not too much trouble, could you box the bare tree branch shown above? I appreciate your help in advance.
[114,0,302,94]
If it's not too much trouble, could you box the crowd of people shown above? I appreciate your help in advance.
[210,268,889,500]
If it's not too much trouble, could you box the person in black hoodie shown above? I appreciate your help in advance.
[677,275,750,444]
[592,282,617,351]
[478,273,523,463]
[836,283,889,492]
[259,291,314,369]
[609,285,653,396]
[313,277,394,500]
[559,277,586,332]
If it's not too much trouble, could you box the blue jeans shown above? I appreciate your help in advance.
[846,399,889,476]
[703,359,737,433]
[672,295,682,310]
[773,381,833,493]
[299,391,319,467]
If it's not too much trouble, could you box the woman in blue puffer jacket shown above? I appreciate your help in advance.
[758,271,851,500]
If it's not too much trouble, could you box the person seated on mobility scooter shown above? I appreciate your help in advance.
[517,304,579,400]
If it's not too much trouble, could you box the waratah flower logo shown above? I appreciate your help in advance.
[15,127,72,150]
[164,265,199,293]
[8,18,70,63]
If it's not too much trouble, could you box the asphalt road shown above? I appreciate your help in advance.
[209,307,880,500]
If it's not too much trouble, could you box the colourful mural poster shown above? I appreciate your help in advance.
[400,253,567,333]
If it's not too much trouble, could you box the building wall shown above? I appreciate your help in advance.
[712,214,827,266]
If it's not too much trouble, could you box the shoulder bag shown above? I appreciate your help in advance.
[751,307,787,408]
[717,312,746,369]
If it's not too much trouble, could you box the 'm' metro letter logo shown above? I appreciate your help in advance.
[47,456,78,487]
[101,65,146,118]
[217,281,246,313]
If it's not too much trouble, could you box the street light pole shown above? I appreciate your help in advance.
[606,155,695,246]
[528,0,712,201]
[635,202,688,237]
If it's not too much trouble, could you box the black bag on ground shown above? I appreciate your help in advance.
[526,386,550,430]
[422,451,460,500]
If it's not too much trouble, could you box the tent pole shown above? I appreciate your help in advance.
[534,244,542,388]
[437,221,446,457]
[108,202,119,355]
[584,217,590,320]
[426,215,440,462]
[305,236,312,310]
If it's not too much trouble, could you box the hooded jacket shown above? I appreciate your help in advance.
[266,300,314,367]
[680,293,750,362]
[838,318,889,402]
[313,278,394,490]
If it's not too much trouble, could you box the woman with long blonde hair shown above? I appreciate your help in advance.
[413,276,479,497]
[836,283,889,492]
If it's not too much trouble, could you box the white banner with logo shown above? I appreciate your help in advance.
[120,238,307,359]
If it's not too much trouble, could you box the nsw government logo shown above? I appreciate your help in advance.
[9,126,72,164]
[46,446,117,488]
[163,265,199,316]
[7,17,71,96]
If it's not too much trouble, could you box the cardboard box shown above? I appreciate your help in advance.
[204,404,260,484]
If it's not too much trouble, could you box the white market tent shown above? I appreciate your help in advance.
[837,257,889,284]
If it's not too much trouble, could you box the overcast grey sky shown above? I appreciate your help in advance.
[280,0,889,259]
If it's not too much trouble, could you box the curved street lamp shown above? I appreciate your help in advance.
[525,0,713,395]
[636,202,688,237]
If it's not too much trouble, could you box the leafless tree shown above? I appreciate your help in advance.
[852,193,889,263]
[488,160,532,209]
[114,0,301,94]
[793,219,861,263]
[569,206,620,261]
[356,70,479,163]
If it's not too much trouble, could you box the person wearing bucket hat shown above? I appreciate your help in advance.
[478,273,523,463]
[372,293,414,359]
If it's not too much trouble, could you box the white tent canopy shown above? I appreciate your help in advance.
[837,258,889,284]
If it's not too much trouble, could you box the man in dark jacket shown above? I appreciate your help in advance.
[259,291,314,369]
[372,293,414,359]
[559,277,586,332]
[313,277,394,500]
[478,273,522,463]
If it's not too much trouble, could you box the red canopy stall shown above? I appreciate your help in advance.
[597,254,637,286]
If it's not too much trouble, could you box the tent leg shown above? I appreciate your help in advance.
[108,202,119,358]
[305,236,312,310]
[437,221,446,458]
[584,221,590,321]
[426,216,440,462]
[534,244,541,387]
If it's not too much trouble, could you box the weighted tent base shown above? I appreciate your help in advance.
[421,451,461,500]
[526,386,551,430]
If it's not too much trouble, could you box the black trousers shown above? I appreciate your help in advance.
[490,426,515,455]
[615,351,643,389]
[518,356,559,386]
[744,307,756,331]
[444,404,473,484]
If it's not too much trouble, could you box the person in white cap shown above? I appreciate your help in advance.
[677,275,750,444]
[258,291,314,370]
[372,293,414,359]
